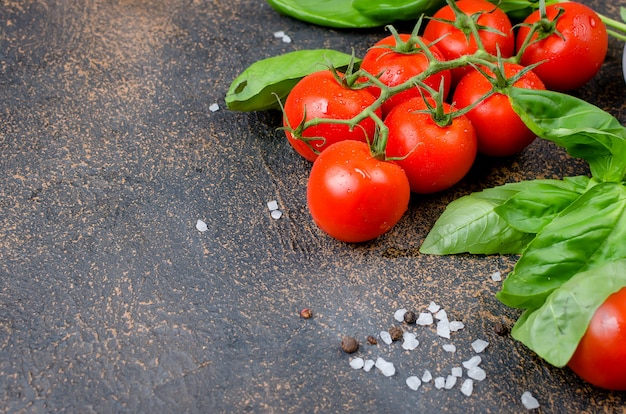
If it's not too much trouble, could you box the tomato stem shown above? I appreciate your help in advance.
[598,13,626,42]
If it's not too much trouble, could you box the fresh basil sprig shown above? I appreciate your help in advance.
[265,0,446,28]
[352,0,444,22]
[511,259,626,367]
[497,181,626,309]
[509,88,626,183]
[420,181,551,255]
[420,88,626,367]
[225,49,358,112]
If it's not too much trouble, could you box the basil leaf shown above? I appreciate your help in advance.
[352,0,445,22]
[508,88,626,183]
[226,49,359,112]
[494,176,590,234]
[265,0,384,28]
[497,182,626,309]
[486,0,559,21]
[511,259,626,367]
[419,182,538,255]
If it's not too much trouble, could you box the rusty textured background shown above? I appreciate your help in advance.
[1,0,625,412]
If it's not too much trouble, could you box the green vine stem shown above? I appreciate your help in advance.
[598,12,626,42]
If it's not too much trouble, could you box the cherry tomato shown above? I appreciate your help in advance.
[360,34,451,117]
[282,70,381,162]
[307,140,410,243]
[452,63,545,157]
[568,287,626,391]
[516,2,608,92]
[384,97,477,194]
[423,0,514,86]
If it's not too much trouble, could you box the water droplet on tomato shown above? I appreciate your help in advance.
[316,100,329,114]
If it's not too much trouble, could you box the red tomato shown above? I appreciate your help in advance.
[384,97,477,194]
[568,287,626,391]
[360,34,452,117]
[423,0,514,85]
[516,2,608,92]
[452,63,545,157]
[307,140,410,243]
[282,70,381,162]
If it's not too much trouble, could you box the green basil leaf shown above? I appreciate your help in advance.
[420,182,538,255]
[225,49,358,112]
[511,259,626,367]
[497,182,626,309]
[265,0,384,28]
[494,176,590,234]
[508,88,626,183]
[352,0,445,22]
[485,0,559,21]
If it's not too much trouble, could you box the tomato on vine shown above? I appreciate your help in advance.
[384,97,477,194]
[423,0,514,86]
[516,2,608,92]
[568,287,626,391]
[359,32,452,117]
[452,62,545,157]
[282,70,381,162]
[307,140,410,243]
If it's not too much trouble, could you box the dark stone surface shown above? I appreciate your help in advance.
[1,0,625,412]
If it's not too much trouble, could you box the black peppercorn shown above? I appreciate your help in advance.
[341,336,359,353]
[389,326,403,341]
[403,311,417,324]
[367,335,378,345]
[299,308,313,319]
[494,322,510,336]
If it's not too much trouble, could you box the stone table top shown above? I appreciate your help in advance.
[1,0,625,412]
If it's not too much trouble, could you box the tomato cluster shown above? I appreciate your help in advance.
[281,0,608,244]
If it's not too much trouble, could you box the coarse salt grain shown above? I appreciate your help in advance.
[281,35,292,43]
[451,366,463,377]
[437,320,451,339]
[422,370,432,382]
[394,308,408,322]
[434,309,448,321]
[461,379,474,396]
[463,355,482,369]
[471,339,489,353]
[444,375,457,389]
[270,210,283,219]
[363,359,375,372]
[416,312,433,326]
[491,271,502,282]
[434,377,446,389]
[209,103,220,112]
[427,301,440,313]
[267,200,279,211]
[402,332,419,351]
[442,343,456,353]
[273,30,285,38]
[450,321,465,332]
[380,330,393,345]
[467,366,487,381]
[521,391,540,410]
[196,219,208,232]
[350,358,365,370]
[406,376,421,391]
[375,357,396,377]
